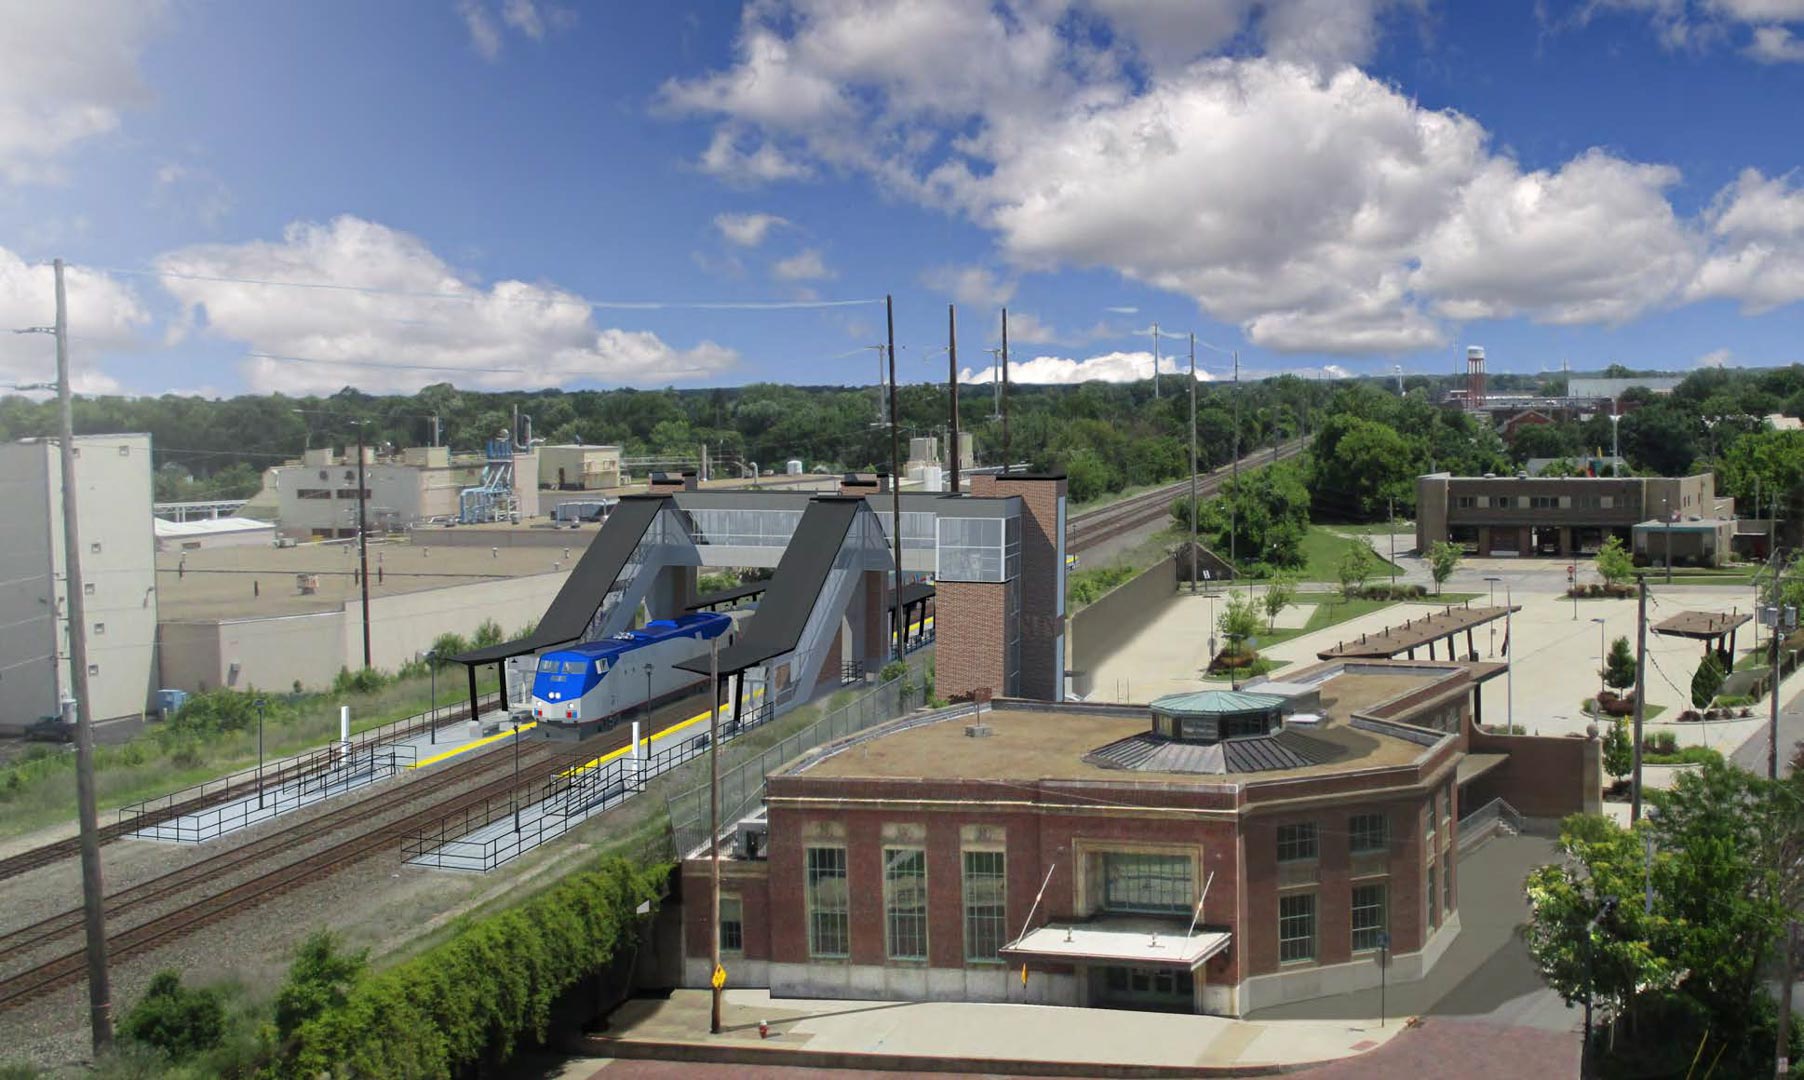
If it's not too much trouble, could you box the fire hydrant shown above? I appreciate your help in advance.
[758,1020,770,1039]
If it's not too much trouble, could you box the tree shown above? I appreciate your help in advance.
[1595,535,1633,589]
[1262,575,1297,632]
[1602,718,1633,784]
[1337,543,1376,602]
[1691,652,1726,708]
[1218,591,1261,657]
[1309,416,1415,521]
[275,931,369,1044]
[1427,541,1461,595]
[120,971,227,1062]
[1605,636,1638,694]
[1195,460,1311,572]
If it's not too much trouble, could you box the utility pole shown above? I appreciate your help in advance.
[1780,922,1798,1079]
[948,305,960,495]
[355,421,372,669]
[1389,499,1397,588]
[1230,349,1240,570]
[708,635,723,1034]
[1771,553,1787,782]
[887,295,904,662]
[1150,322,1161,401]
[1631,575,1648,822]
[1000,307,1011,473]
[51,259,115,1053]
[1188,334,1198,595]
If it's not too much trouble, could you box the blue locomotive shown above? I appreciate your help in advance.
[530,612,732,737]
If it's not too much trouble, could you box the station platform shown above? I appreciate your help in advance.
[131,742,416,843]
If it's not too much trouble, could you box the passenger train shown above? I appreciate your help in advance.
[530,612,733,738]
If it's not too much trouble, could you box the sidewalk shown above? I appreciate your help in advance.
[585,988,1403,1075]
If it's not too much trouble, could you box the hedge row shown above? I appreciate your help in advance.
[282,856,667,1078]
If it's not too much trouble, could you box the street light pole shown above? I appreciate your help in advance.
[1485,576,1500,658]
[512,720,522,835]
[427,650,437,745]
[354,421,372,669]
[1591,618,1606,713]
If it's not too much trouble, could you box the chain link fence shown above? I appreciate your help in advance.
[667,669,928,857]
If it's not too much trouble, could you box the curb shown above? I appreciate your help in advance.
[576,1034,1325,1078]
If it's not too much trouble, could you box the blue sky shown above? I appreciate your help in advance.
[2,0,1803,397]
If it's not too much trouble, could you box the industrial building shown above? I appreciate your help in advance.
[538,443,624,493]
[1414,471,1730,558]
[153,516,277,552]
[0,433,158,731]
[678,656,1591,1015]
[270,443,539,538]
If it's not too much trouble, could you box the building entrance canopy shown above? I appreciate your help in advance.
[1001,918,1232,971]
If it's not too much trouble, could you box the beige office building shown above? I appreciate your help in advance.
[0,434,157,730]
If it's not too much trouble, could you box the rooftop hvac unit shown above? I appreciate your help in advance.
[734,817,770,860]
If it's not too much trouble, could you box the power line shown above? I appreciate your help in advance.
[96,266,881,311]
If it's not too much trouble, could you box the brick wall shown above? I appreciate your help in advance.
[935,580,1007,700]
[1466,721,1601,818]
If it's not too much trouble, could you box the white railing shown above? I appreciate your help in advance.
[1458,797,1522,854]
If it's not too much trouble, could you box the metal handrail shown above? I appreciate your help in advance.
[1457,797,1522,853]
[127,744,416,843]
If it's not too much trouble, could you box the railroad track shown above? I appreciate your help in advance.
[0,740,567,1012]
[0,736,543,970]
[0,699,700,1012]
[1068,439,1309,555]
[0,702,486,884]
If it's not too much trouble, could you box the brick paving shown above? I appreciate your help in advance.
[1292,1018,1577,1078]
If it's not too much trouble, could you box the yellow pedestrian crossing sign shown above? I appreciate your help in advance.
[1019,963,1028,988]
[711,964,727,990]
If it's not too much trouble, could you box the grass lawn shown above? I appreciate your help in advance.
[0,673,449,841]
[1329,521,1414,536]
[1296,526,1400,583]
[1667,573,1758,587]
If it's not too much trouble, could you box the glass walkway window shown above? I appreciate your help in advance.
[1102,852,1192,915]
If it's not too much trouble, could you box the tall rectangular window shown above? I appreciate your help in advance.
[1278,893,1316,962]
[1102,853,1192,914]
[1427,863,1438,930]
[1349,813,1388,854]
[1442,852,1453,914]
[1351,884,1387,952]
[719,895,743,952]
[1277,823,1318,863]
[805,846,849,958]
[962,850,1007,962]
[884,847,928,961]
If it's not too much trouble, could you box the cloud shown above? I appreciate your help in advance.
[457,0,573,60]
[959,349,1203,385]
[1698,348,1733,367]
[0,0,163,184]
[1747,23,1804,58]
[713,212,789,247]
[667,2,1804,353]
[772,247,833,281]
[152,215,737,394]
[1105,305,1139,314]
[1686,169,1804,312]
[152,163,233,228]
[921,264,1015,307]
[0,247,146,392]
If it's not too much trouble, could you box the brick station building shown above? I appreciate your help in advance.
[679,656,1592,1015]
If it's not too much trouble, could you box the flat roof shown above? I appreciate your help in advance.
[1317,605,1518,660]
[154,516,275,537]
[1652,610,1750,640]
[798,669,1451,784]
[157,540,567,620]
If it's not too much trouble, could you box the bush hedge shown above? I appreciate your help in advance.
[281,856,666,1078]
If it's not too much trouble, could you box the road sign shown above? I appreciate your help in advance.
[711,964,727,990]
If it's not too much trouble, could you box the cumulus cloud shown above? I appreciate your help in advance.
[713,211,790,247]
[772,248,833,281]
[960,349,1201,386]
[0,247,146,393]
[1686,169,1804,312]
[1581,0,1804,57]
[1698,348,1734,367]
[153,215,737,394]
[667,1,1804,353]
[0,0,163,184]
[1748,23,1804,58]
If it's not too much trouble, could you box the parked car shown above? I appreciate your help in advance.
[23,713,73,744]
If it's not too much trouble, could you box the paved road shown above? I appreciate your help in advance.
[1731,694,1800,776]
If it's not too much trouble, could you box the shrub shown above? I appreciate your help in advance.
[331,667,390,696]
[472,619,505,648]
[428,632,470,665]
[120,971,226,1062]
[1603,717,1632,782]
[879,660,908,684]
[1713,694,1755,708]
[274,931,368,1044]
[1642,745,1724,767]
[1690,653,1727,709]
[283,856,664,1078]
[1645,731,1679,755]
[1068,564,1137,608]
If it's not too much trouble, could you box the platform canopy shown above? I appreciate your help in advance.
[1651,610,1750,641]
[1001,918,1232,971]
